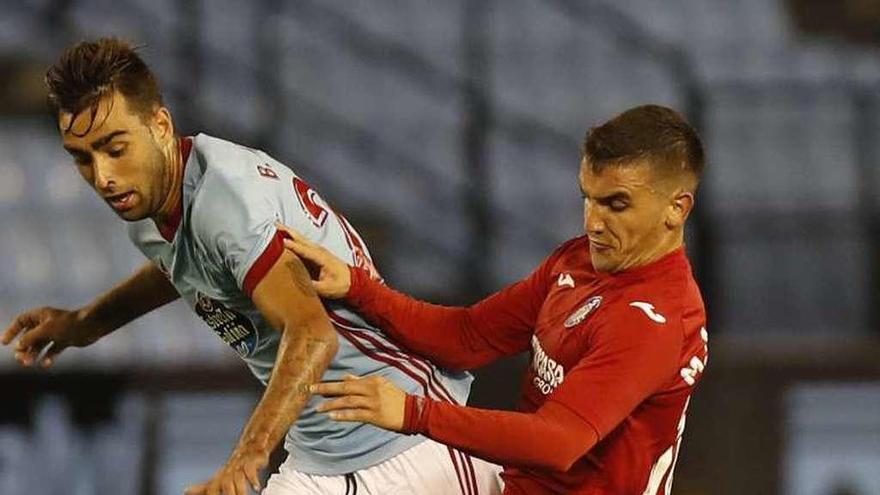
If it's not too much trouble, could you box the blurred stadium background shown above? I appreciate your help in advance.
[2,0,880,493]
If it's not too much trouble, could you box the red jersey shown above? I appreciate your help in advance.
[346,236,708,494]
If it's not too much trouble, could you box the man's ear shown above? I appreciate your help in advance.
[665,190,694,229]
[150,106,175,143]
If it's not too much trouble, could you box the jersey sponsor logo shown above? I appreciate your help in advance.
[293,177,329,227]
[629,301,667,324]
[531,335,564,395]
[557,272,575,288]
[564,296,602,328]
[195,294,258,357]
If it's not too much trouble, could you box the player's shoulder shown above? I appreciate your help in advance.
[525,236,589,289]
[191,134,272,185]
[193,133,261,164]
[191,134,283,198]
[556,235,589,255]
[186,135,281,238]
[602,264,703,336]
[545,235,589,268]
[584,290,686,359]
[604,289,680,329]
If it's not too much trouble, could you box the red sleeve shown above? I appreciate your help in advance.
[345,243,570,370]
[402,394,598,472]
[548,305,682,438]
[399,303,682,471]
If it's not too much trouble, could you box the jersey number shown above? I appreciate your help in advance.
[257,164,279,180]
[291,177,380,279]
[293,177,328,227]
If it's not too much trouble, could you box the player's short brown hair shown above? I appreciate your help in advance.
[46,37,162,135]
[582,105,704,186]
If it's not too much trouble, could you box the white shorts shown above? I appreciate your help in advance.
[263,439,503,495]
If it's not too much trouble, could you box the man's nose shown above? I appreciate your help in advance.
[585,203,604,234]
[92,157,115,191]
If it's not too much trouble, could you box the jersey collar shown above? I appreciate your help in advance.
[158,136,193,243]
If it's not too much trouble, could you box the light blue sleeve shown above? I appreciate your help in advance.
[189,146,343,293]
[189,170,286,292]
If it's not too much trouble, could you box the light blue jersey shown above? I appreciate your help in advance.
[127,134,472,474]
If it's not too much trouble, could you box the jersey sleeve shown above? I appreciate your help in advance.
[397,301,685,472]
[344,240,574,370]
[190,169,316,297]
[403,395,598,472]
[547,302,683,439]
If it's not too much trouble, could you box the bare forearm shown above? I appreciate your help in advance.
[235,248,341,458]
[79,261,180,338]
[234,322,338,456]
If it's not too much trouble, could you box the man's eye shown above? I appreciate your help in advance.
[611,201,628,211]
[108,147,126,158]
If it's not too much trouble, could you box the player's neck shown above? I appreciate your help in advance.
[618,230,684,273]
[643,231,684,267]
[153,135,184,228]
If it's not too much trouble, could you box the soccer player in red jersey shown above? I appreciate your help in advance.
[279,104,709,494]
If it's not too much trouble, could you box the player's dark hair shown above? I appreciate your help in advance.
[46,37,163,136]
[582,105,704,185]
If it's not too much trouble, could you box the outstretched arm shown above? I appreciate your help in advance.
[2,261,179,367]
[278,224,556,370]
[312,306,684,473]
[311,374,597,472]
[344,268,538,370]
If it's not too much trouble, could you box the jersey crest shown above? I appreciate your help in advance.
[564,296,602,328]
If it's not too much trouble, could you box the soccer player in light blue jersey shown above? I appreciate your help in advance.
[1,38,501,495]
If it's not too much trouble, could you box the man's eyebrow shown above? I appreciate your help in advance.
[593,191,631,203]
[63,145,86,154]
[89,130,128,150]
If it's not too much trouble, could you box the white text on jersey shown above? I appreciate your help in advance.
[531,335,565,395]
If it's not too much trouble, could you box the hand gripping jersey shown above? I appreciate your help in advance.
[344,237,708,494]
[127,134,472,474]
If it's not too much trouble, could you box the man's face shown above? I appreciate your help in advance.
[579,159,675,273]
[59,91,168,221]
